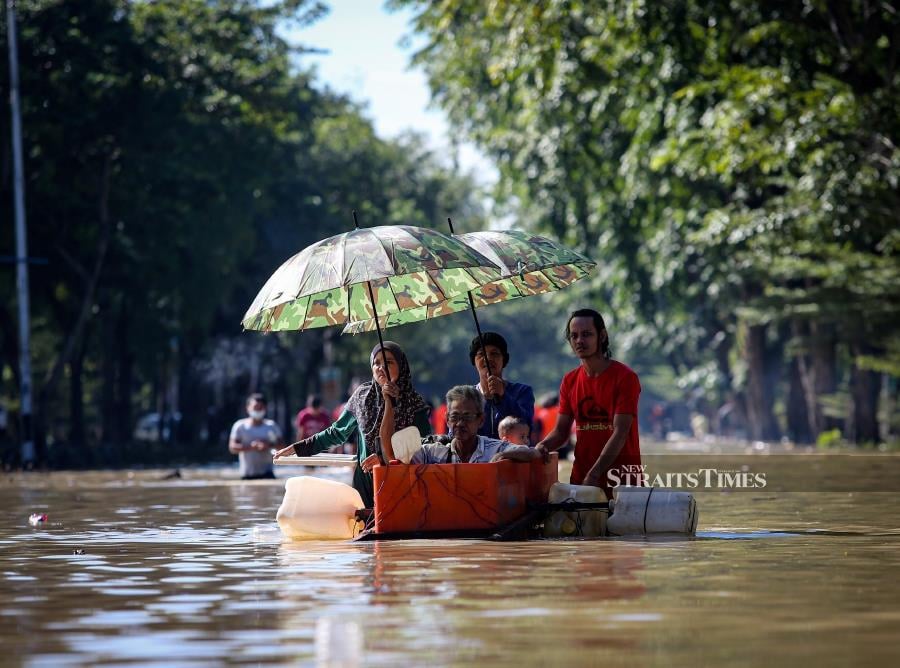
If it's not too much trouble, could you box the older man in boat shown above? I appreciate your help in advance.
[411,385,540,464]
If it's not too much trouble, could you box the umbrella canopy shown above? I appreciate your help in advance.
[242,225,503,332]
[342,230,596,334]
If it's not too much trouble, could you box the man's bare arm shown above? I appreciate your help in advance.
[492,446,542,462]
[583,414,633,486]
[535,413,574,453]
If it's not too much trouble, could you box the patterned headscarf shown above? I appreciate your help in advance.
[344,341,429,455]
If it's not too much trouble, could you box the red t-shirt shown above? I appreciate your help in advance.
[431,403,448,435]
[558,361,642,496]
[534,404,559,442]
[295,408,332,438]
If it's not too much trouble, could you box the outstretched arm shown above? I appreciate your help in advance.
[535,413,574,456]
[491,446,542,463]
[273,411,358,459]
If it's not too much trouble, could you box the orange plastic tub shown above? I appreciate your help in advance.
[522,452,559,504]
[373,455,558,534]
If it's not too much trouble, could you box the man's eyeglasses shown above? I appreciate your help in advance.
[447,412,481,424]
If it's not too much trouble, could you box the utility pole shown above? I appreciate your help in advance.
[6,0,35,466]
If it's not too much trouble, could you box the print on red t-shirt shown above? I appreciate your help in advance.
[558,360,642,497]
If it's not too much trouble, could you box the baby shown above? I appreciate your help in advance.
[497,415,531,446]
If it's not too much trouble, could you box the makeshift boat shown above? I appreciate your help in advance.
[274,453,698,542]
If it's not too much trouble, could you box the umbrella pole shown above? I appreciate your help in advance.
[467,290,496,436]
[365,279,398,463]
[356,209,397,458]
[448,217,496,436]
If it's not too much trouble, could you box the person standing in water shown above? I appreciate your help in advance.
[294,394,332,441]
[535,309,642,499]
[229,393,284,480]
[273,342,431,507]
[469,332,534,440]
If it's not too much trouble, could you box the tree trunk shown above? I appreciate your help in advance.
[744,323,781,441]
[787,356,813,443]
[38,152,115,430]
[810,322,841,433]
[68,341,86,448]
[100,316,117,445]
[115,305,133,443]
[848,344,881,444]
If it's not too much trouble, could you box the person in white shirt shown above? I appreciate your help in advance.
[229,393,283,479]
[411,385,540,465]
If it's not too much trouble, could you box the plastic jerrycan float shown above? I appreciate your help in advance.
[606,486,699,536]
[276,476,364,540]
[543,482,608,538]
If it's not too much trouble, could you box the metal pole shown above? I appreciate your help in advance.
[448,218,495,434]
[7,1,35,465]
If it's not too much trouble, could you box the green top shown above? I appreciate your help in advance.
[308,407,432,508]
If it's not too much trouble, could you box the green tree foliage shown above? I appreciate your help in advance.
[394,0,899,443]
[0,0,486,465]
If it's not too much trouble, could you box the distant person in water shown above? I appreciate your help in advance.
[469,332,534,440]
[497,415,530,446]
[229,393,283,480]
[274,342,431,507]
[412,385,539,464]
[535,309,642,499]
[294,394,332,441]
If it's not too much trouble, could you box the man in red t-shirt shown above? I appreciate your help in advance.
[536,308,642,499]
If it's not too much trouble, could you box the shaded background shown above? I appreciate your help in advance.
[0,0,897,468]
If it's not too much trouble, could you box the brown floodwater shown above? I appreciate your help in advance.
[2,449,900,666]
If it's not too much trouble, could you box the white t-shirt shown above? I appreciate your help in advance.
[230,418,282,478]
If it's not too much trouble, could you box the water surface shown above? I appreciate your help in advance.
[2,456,899,666]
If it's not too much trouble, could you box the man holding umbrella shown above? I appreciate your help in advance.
[470,332,535,441]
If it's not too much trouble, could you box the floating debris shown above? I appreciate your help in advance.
[28,513,48,526]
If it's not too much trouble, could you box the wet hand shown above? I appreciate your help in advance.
[485,375,505,399]
[380,381,400,401]
[360,453,382,473]
[272,443,296,459]
[583,471,604,487]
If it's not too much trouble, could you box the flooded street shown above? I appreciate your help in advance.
[3,452,900,666]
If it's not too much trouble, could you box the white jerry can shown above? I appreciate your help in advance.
[276,476,365,540]
[543,482,609,538]
[606,486,699,536]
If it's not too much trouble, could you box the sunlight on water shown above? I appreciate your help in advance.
[2,463,900,666]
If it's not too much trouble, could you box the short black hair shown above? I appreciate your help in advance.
[468,331,510,367]
[307,394,322,409]
[565,308,610,358]
[247,392,267,405]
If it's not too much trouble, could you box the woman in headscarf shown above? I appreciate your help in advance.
[273,341,431,508]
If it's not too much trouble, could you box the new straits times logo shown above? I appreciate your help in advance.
[608,464,768,489]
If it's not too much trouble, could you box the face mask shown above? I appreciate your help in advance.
[248,409,265,420]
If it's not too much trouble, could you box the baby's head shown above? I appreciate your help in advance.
[498,416,530,446]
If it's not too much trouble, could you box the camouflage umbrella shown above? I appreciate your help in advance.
[342,228,596,335]
[242,218,503,345]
